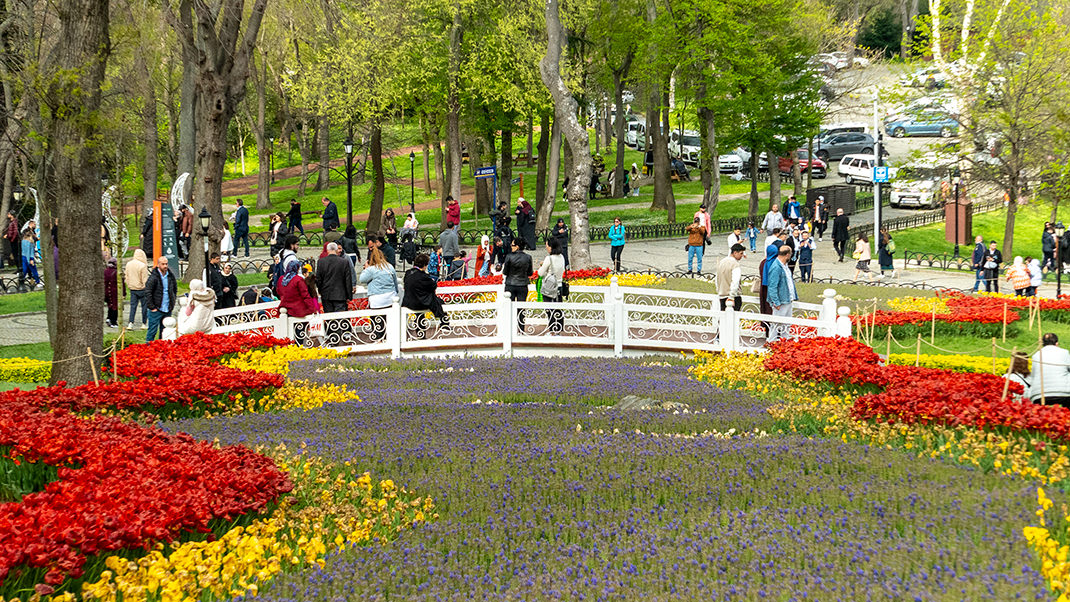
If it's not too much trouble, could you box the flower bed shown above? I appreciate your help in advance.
[436,267,612,288]
[0,358,50,383]
[0,333,375,599]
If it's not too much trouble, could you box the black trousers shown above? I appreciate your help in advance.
[719,296,743,311]
[815,221,827,238]
[834,238,847,260]
[610,245,623,266]
[505,284,529,330]
[322,299,349,313]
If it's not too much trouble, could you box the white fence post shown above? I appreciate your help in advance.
[821,288,838,336]
[609,275,619,305]
[613,282,624,357]
[720,299,738,352]
[836,306,853,337]
[499,290,513,356]
[388,297,402,359]
[273,308,289,340]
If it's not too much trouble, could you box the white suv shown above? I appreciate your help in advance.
[837,154,877,185]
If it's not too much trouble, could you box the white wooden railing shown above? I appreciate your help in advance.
[201,278,853,357]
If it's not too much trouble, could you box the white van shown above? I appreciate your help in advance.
[625,122,644,148]
[837,154,877,185]
[891,164,951,209]
[668,129,702,165]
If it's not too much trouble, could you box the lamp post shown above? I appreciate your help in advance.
[408,151,416,214]
[198,206,211,283]
[268,136,275,183]
[12,185,23,205]
[952,176,961,258]
[1057,221,1065,299]
[343,137,354,228]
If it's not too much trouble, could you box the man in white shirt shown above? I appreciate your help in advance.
[716,244,745,311]
[1030,333,1070,406]
[727,228,743,249]
[762,205,785,235]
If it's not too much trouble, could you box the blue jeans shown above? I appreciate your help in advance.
[973,268,984,292]
[234,230,250,257]
[21,257,39,285]
[749,238,757,252]
[128,289,148,325]
[146,308,171,342]
[687,245,704,272]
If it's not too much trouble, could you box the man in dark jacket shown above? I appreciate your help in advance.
[321,197,340,232]
[402,253,448,338]
[971,235,985,292]
[287,200,305,235]
[831,208,850,262]
[1043,225,1056,272]
[502,238,533,332]
[317,242,354,313]
[233,199,250,257]
[145,256,178,342]
[982,240,1003,293]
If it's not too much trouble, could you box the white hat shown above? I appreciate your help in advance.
[818,195,825,201]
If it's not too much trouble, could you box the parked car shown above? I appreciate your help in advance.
[718,152,744,174]
[668,130,702,165]
[884,94,956,121]
[898,67,948,90]
[629,124,666,151]
[817,122,869,142]
[885,113,959,138]
[891,165,950,209]
[816,52,848,71]
[815,132,876,162]
[837,153,889,185]
[778,149,826,178]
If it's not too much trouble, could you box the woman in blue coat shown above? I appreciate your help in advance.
[608,217,626,272]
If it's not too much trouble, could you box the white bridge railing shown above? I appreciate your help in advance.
[209,278,853,357]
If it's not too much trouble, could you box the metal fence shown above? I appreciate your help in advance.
[848,198,1003,241]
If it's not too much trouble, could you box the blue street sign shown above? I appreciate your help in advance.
[511,177,521,185]
[475,166,497,178]
[873,166,890,183]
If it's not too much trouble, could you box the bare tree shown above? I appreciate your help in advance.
[166,0,268,281]
[539,0,592,267]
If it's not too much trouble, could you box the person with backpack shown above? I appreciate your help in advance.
[538,238,567,333]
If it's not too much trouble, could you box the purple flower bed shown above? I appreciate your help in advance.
[172,358,1049,601]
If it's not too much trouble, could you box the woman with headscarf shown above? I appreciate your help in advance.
[277,259,318,319]
[402,213,419,238]
[104,257,122,328]
[516,198,537,251]
[1027,256,1043,297]
[1006,256,1031,296]
[218,263,238,308]
[476,234,491,276]
[177,279,217,335]
[380,209,398,246]
[552,218,570,269]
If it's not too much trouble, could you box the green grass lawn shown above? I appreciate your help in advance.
[893,200,1069,263]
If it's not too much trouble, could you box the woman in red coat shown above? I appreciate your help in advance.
[277,260,317,318]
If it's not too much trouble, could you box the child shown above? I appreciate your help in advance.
[21,231,41,288]
[259,288,276,303]
[448,250,469,281]
[302,266,322,313]
[746,223,759,253]
[428,246,442,280]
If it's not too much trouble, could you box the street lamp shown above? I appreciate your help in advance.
[1057,221,1065,298]
[952,176,961,258]
[268,136,275,183]
[408,151,416,214]
[12,185,23,204]
[343,137,354,228]
[199,206,211,283]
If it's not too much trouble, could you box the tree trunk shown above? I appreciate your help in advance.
[442,141,451,230]
[749,153,760,221]
[446,8,463,202]
[163,52,179,183]
[535,111,550,215]
[768,148,781,211]
[650,93,674,218]
[51,0,109,387]
[314,115,330,191]
[526,116,534,167]
[698,106,719,212]
[367,123,385,234]
[1003,187,1018,260]
[254,57,270,209]
[434,138,446,204]
[538,114,561,230]
[612,57,632,198]
[177,11,196,179]
[137,55,159,213]
[296,120,311,196]
[469,135,487,219]
[500,128,513,211]
[793,158,803,196]
[420,113,433,194]
[539,0,592,267]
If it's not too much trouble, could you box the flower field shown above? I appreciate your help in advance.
[6,327,1070,600]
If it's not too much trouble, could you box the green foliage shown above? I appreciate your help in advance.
[0,450,61,503]
[857,7,903,56]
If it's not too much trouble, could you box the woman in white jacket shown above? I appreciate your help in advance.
[177,279,218,335]
[538,238,567,333]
